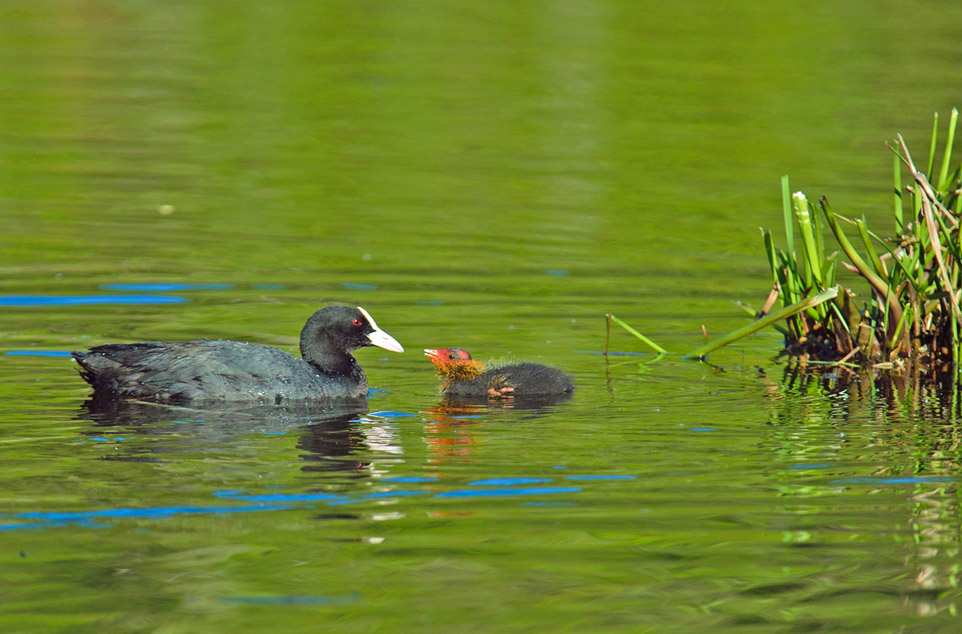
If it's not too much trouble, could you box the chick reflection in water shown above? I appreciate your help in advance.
[421,385,573,465]
[421,403,485,464]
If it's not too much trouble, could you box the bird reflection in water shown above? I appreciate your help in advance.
[80,397,362,453]
[78,396,413,482]
[297,411,403,474]
[297,416,371,474]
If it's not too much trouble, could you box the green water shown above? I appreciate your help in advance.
[3,1,962,631]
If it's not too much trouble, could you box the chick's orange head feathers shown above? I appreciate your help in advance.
[424,347,484,385]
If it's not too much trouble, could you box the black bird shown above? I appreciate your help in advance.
[73,305,403,404]
[424,347,573,399]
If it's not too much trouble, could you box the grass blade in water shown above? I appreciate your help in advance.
[685,287,839,359]
[607,314,668,354]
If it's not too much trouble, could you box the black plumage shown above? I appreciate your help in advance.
[73,305,403,404]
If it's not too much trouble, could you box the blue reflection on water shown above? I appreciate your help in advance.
[360,490,425,500]
[2,471,638,531]
[368,410,416,418]
[436,486,581,498]
[0,295,186,306]
[469,477,553,486]
[564,474,637,481]
[4,350,73,357]
[101,283,232,292]
[341,282,378,291]
[0,503,291,531]
[832,476,956,485]
[89,436,124,443]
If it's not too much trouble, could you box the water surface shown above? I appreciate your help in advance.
[3,1,962,631]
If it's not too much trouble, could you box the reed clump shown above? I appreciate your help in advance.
[607,109,962,373]
[762,109,962,370]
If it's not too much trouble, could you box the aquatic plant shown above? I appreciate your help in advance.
[609,109,962,373]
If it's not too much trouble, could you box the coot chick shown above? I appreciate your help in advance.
[424,347,573,398]
[74,305,403,404]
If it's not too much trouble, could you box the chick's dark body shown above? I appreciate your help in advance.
[442,362,574,397]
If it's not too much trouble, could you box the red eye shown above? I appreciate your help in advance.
[352,318,363,327]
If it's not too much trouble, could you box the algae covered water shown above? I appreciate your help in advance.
[3,1,962,631]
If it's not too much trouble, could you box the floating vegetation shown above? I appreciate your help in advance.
[609,109,962,375]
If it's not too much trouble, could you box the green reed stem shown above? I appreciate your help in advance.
[893,151,904,233]
[938,108,959,192]
[927,111,939,179]
[820,199,903,327]
[781,175,795,258]
[855,218,885,277]
[794,192,823,285]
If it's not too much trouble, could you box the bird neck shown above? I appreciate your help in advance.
[437,360,485,390]
[300,331,358,376]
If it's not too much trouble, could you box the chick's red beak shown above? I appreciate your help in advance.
[423,348,446,369]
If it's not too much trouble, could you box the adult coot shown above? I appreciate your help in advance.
[73,305,403,404]
[424,347,573,399]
